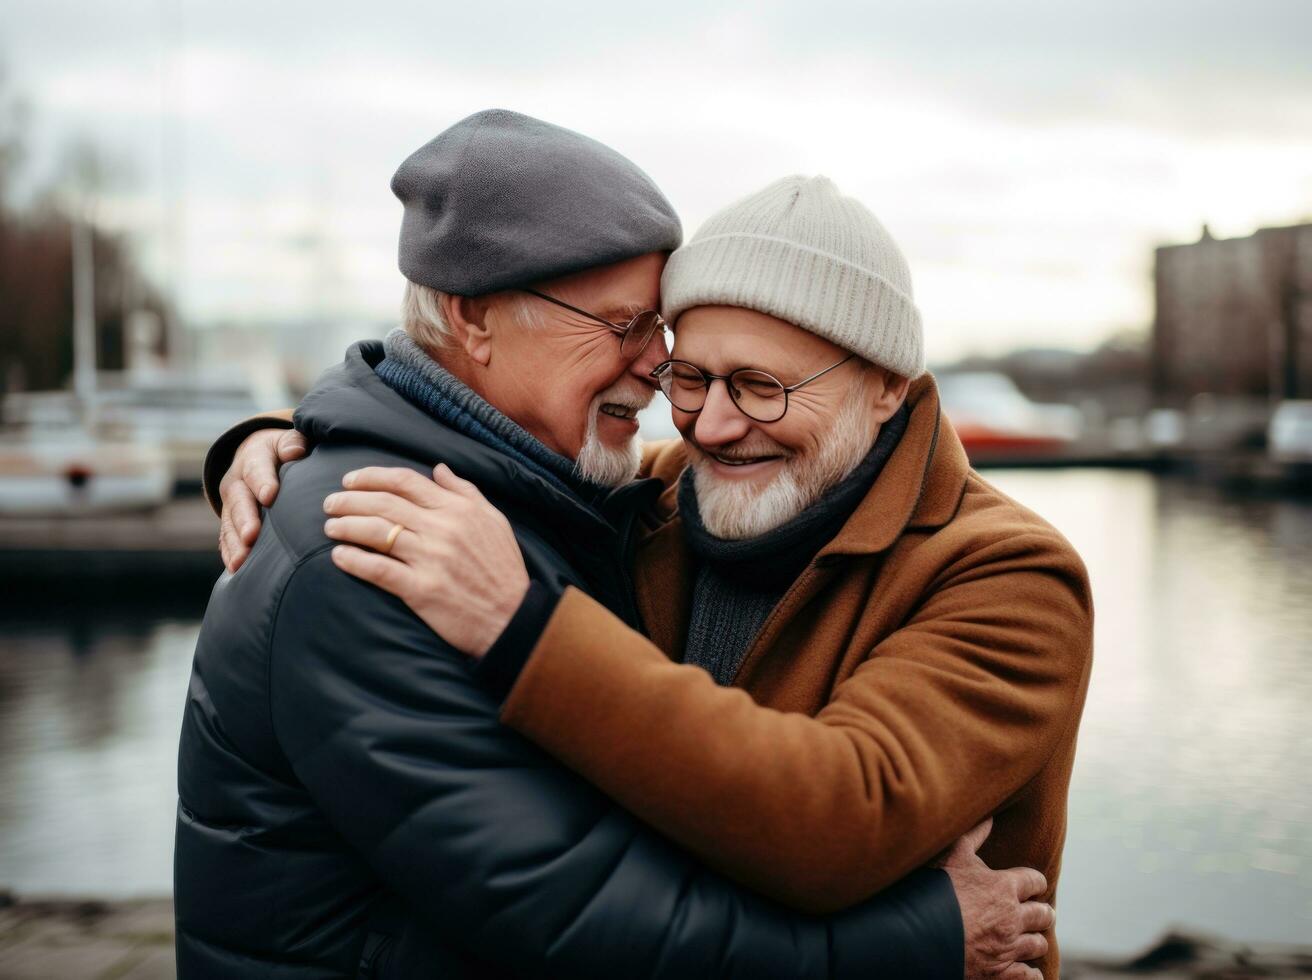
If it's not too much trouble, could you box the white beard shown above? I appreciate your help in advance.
[691,384,879,540]
[573,380,652,488]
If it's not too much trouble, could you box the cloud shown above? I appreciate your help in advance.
[2,0,1309,358]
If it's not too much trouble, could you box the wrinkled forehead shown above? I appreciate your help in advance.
[670,304,840,374]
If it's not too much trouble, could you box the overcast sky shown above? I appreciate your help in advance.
[4,0,1311,362]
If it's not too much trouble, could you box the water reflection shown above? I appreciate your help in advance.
[984,469,1312,953]
[0,591,208,897]
[0,471,1309,953]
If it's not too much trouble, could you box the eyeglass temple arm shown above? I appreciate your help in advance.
[649,361,731,385]
[783,352,857,392]
[520,288,626,333]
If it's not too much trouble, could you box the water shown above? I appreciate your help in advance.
[1,470,1309,955]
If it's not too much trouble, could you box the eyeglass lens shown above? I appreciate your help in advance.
[658,363,788,422]
[619,311,664,359]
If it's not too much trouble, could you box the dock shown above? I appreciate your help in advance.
[0,496,222,584]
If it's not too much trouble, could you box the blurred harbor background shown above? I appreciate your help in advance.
[1,1,1311,974]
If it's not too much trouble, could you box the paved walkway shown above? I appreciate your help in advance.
[0,896,173,980]
[2,893,1309,979]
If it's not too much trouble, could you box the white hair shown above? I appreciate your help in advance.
[400,280,540,354]
[691,372,877,539]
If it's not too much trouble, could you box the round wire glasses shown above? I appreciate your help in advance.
[650,353,856,423]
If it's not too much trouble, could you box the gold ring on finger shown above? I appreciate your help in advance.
[381,522,405,555]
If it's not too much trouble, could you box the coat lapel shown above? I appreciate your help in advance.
[633,515,692,661]
[816,370,969,559]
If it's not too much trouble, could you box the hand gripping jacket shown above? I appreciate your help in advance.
[173,341,964,978]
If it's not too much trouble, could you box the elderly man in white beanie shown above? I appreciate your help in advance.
[215,174,1090,980]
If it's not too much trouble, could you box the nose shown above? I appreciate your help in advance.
[693,378,752,448]
[627,325,669,388]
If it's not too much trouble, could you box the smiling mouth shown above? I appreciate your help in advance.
[710,453,784,467]
[600,403,640,420]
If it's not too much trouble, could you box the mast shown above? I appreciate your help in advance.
[71,217,96,410]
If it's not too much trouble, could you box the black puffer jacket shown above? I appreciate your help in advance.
[174,341,963,978]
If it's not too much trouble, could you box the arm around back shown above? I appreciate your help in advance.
[499,529,1094,914]
[202,408,296,515]
[267,547,965,979]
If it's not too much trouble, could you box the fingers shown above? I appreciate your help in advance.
[324,515,413,557]
[341,466,445,508]
[938,816,994,868]
[956,817,993,858]
[323,490,424,527]
[1019,901,1055,933]
[218,466,261,573]
[330,544,413,598]
[432,462,483,499]
[219,500,259,572]
[1008,867,1049,901]
[999,964,1043,980]
[240,432,286,508]
[219,512,245,572]
[226,479,261,546]
[964,817,993,852]
[276,429,308,463]
[1012,930,1049,963]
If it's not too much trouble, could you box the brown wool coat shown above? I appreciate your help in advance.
[206,371,1094,979]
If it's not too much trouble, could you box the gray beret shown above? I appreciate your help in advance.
[391,109,682,296]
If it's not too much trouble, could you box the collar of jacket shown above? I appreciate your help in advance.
[820,370,969,558]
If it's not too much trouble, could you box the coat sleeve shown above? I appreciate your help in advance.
[201,408,296,515]
[499,530,1095,914]
[268,549,964,980]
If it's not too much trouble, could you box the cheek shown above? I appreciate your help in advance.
[554,347,628,438]
[672,407,698,440]
[763,415,820,456]
[543,337,611,397]
[559,336,623,391]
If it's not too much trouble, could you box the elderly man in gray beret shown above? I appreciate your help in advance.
[189,110,1052,978]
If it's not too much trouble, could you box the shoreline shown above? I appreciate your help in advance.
[2,893,1310,979]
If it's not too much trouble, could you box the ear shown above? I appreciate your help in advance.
[870,367,910,422]
[439,293,494,366]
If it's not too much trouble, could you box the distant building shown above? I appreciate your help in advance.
[1152,222,1312,406]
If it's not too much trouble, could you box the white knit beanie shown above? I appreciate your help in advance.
[660,175,925,379]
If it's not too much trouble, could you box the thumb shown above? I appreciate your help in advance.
[276,429,308,461]
[942,817,993,867]
[432,462,482,499]
[961,817,994,854]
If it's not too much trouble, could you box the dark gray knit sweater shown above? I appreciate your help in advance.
[679,402,910,685]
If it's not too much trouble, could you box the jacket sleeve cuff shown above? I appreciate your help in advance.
[202,412,296,516]
[831,867,964,980]
[472,580,562,701]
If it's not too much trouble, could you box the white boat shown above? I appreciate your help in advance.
[1269,400,1312,463]
[0,218,174,515]
[0,423,172,516]
[3,367,291,488]
[935,371,1083,459]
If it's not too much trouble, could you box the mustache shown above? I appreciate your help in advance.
[594,379,655,411]
[686,435,791,462]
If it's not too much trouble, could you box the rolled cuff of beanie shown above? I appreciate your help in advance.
[661,233,926,380]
